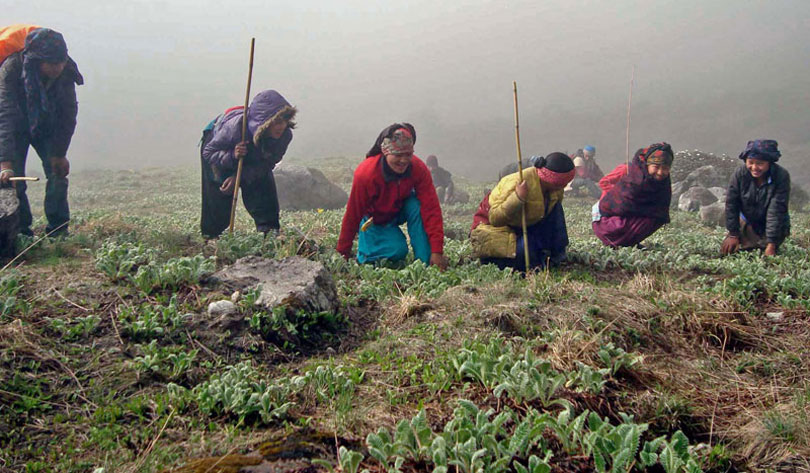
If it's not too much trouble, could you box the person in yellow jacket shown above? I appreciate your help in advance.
[470,152,575,270]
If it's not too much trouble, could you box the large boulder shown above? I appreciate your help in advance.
[274,164,348,210]
[700,201,726,228]
[211,255,338,315]
[682,165,728,190]
[708,186,727,202]
[671,165,731,207]
[678,186,718,212]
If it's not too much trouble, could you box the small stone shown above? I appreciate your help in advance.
[231,291,241,303]
[766,311,783,321]
[208,300,237,317]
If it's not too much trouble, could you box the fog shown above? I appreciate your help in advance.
[6,0,810,182]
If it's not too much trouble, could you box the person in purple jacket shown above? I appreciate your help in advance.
[200,89,297,238]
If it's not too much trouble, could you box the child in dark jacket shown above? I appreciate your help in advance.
[721,140,790,256]
[200,90,296,238]
[337,123,447,270]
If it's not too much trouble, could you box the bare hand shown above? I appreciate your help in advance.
[0,165,14,186]
[50,156,70,178]
[515,180,528,201]
[720,235,740,255]
[220,176,236,195]
[430,252,449,271]
[234,141,248,159]
[764,243,777,256]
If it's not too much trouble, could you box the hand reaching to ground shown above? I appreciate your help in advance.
[720,235,739,255]
[430,252,449,271]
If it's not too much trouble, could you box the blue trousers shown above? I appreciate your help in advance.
[481,202,569,271]
[357,196,431,265]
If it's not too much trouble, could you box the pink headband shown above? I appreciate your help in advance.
[536,167,576,188]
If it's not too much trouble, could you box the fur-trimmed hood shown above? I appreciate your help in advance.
[247,90,297,147]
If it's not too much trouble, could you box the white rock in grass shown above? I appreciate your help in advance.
[766,312,783,321]
[208,300,237,317]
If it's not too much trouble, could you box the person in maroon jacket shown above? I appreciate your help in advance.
[337,123,448,270]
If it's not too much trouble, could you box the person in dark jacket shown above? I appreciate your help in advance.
[425,154,455,204]
[0,27,82,236]
[721,140,790,256]
[337,123,447,270]
[200,89,296,238]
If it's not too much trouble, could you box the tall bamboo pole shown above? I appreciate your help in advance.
[228,38,256,234]
[512,81,531,272]
[625,65,635,167]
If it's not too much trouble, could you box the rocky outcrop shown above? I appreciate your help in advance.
[699,201,726,228]
[678,186,718,212]
[274,165,348,211]
[211,256,338,315]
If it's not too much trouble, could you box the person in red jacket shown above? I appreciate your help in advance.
[337,123,448,270]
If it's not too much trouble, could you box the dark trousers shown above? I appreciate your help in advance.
[200,156,280,239]
[481,202,569,271]
[10,135,70,236]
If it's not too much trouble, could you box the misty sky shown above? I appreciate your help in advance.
[6,0,810,181]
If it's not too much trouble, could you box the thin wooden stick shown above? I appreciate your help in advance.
[512,81,531,272]
[228,37,256,234]
[9,176,39,182]
[625,65,635,166]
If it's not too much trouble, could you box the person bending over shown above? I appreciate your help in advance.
[0,26,83,236]
[721,140,790,257]
[592,143,674,248]
[337,123,447,270]
[470,153,575,271]
[200,89,296,238]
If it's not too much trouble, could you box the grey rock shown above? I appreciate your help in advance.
[208,300,237,317]
[699,202,726,228]
[211,255,338,314]
[708,187,727,202]
[274,164,348,211]
[678,186,718,212]
[685,165,726,189]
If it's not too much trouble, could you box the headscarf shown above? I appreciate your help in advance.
[366,123,417,158]
[739,139,780,163]
[21,28,80,141]
[599,143,674,223]
[381,127,414,157]
[584,145,596,153]
[534,152,575,189]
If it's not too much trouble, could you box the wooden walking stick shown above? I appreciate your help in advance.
[512,81,531,272]
[228,37,256,234]
[625,65,635,167]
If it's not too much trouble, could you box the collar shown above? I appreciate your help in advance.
[380,155,412,182]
